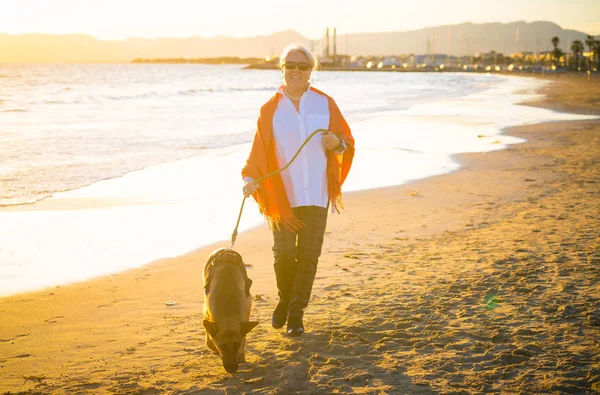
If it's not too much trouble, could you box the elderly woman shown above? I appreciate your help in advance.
[241,44,354,336]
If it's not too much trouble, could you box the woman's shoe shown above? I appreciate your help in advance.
[286,315,304,337]
[271,301,288,329]
[272,314,287,329]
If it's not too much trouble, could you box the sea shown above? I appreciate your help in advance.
[0,63,597,296]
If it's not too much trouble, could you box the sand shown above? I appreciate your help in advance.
[1,73,599,394]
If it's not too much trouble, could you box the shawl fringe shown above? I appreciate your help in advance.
[254,189,306,232]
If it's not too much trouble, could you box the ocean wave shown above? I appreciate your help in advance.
[182,145,206,150]
[179,85,276,95]
[13,84,278,105]
[0,144,245,207]
[102,85,277,101]
[0,192,51,207]
[1,108,27,112]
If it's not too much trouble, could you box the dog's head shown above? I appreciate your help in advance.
[203,319,258,373]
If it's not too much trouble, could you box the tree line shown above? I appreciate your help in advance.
[552,35,599,70]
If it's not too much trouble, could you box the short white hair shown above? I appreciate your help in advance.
[279,44,318,69]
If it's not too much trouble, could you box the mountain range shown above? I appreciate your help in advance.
[1,21,597,62]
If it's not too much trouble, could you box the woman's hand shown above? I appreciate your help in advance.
[243,179,259,197]
[322,130,341,150]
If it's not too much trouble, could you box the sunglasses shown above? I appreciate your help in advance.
[282,61,311,71]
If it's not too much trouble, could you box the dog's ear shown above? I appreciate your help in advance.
[205,251,217,265]
[240,321,259,335]
[203,320,219,337]
[205,247,225,265]
[245,278,252,296]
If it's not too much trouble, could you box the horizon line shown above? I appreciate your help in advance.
[1,20,598,42]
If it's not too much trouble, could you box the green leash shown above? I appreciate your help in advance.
[230,128,329,249]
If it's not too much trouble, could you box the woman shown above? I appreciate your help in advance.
[241,44,354,336]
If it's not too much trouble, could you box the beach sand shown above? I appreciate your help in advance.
[1,73,599,394]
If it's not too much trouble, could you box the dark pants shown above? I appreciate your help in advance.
[272,206,328,319]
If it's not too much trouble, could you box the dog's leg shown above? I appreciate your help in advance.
[238,338,246,363]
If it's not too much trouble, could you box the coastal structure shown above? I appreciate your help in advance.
[244,28,598,74]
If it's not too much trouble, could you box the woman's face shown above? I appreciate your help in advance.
[282,50,312,92]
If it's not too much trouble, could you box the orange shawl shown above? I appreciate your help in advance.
[241,87,355,231]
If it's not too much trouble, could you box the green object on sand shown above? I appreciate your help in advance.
[484,294,500,310]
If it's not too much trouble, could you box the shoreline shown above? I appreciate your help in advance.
[1,73,573,298]
[1,74,599,393]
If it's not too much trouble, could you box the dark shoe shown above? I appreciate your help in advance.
[286,315,304,337]
[272,314,287,329]
[271,301,288,329]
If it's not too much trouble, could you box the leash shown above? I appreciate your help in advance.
[230,128,329,249]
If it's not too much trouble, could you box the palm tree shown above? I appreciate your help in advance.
[552,48,564,68]
[596,39,600,70]
[549,36,563,67]
[585,35,596,70]
[585,35,595,52]
[571,40,584,69]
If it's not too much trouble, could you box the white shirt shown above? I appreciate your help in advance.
[272,85,330,208]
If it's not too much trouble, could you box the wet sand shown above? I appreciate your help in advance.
[1,73,599,394]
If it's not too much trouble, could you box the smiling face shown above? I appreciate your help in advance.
[282,50,312,94]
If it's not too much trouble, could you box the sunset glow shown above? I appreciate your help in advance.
[2,0,599,40]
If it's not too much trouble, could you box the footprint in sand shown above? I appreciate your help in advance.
[76,383,103,390]
[97,299,130,308]
[44,315,65,324]
[12,354,32,359]
[75,344,98,350]
[0,333,31,344]
[324,284,343,291]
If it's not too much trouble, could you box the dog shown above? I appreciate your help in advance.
[203,248,258,373]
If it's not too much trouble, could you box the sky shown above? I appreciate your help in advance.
[1,0,598,40]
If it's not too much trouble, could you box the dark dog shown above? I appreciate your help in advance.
[202,248,258,373]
